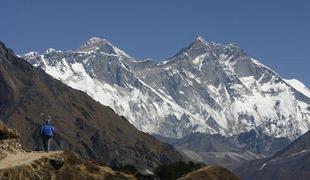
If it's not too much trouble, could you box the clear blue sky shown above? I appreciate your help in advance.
[0,0,309,87]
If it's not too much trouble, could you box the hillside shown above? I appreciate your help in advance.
[234,130,310,180]
[179,166,240,180]
[0,123,241,180]
[0,122,136,179]
[0,41,183,172]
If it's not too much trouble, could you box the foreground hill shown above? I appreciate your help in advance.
[234,130,310,180]
[0,41,183,172]
[179,166,240,180]
[0,123,240,180]
[0,122,136,179]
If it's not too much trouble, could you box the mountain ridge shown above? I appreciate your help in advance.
[234,130,310,180]
[154,129,290,170]
[23,37,310,140]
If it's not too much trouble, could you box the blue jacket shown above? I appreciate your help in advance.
[40,123,55,137]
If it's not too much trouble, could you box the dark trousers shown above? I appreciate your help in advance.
[42,135,52,152]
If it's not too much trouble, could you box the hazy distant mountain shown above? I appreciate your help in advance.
[23,36,310,140]
[234,130,310,180]
[0,41,183,172]
[155,129,290,170]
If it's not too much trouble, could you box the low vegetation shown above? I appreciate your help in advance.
[0,122,20,140]
[154,161,204,180]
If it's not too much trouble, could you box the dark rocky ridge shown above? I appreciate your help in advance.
[0,41,183,172]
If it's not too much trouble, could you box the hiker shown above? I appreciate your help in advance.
[40,116,55,152]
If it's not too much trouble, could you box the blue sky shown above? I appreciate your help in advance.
[0,0,309,86]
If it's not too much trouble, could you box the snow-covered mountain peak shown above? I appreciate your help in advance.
[162,38,245,67]
[195,36,207,44]
[285,79,310,98]
[23,51,40,57]
[23,37,310,140]
[164,36,211,63]
[79,37,112,51]
[78,37,130,58]
[45,48,63,54]
[88,36,107,43]
[177,37,245,60]
[83,37,108,45]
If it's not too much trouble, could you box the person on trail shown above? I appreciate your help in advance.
[40,116,55,152]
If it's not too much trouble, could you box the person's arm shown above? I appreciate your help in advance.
[40,126,43,135]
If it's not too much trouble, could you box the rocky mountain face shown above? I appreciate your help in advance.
[155,129,290,170]
[0,41,184,172]
[234,130,310,180]
[23,37,310,140]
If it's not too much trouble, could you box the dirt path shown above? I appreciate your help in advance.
[0,151,63,170]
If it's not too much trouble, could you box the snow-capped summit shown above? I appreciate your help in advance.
[79,37,109,51]
[23,51,40,57]
[285,79,310,98]
[195,36,207,44]
[78,37,130,58]
[23,37,310,140]
[160,37,212,65]
[46,48,62,54]
[162,37,245,67]
[85,36,107,44]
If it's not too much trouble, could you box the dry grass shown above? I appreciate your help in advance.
[179,166,240,180]
[0,122,20,140]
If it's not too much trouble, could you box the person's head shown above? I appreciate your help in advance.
[46,116,51,124]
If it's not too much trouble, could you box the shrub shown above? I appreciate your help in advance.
[154,161,204,180]
[0,122,20,140]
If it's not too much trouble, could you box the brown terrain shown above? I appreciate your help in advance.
[0,41,183,172]
[0,122,136,180]
[179,166,240,180]
[0,122,243,180]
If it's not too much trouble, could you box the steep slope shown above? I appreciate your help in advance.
[24,37,310,140]
[0,41,183,172]
[234,130,310,180]
[0,123,135,180]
